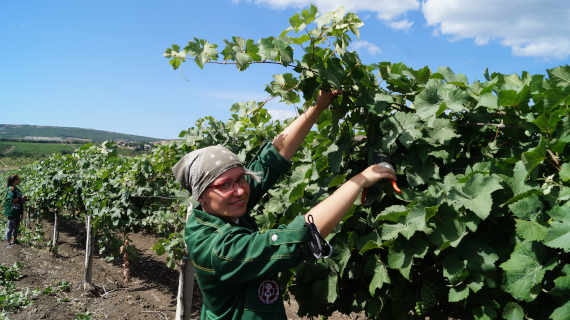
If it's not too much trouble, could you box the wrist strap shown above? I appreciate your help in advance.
[306,214,332,259]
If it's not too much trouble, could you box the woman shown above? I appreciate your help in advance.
[173,91,396,320]
[4,175,26,245]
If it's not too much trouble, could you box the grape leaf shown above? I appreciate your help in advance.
[515,219,548,241]
[387,235,429,280]
[552,265,570,297]
[448,284,469,302]
[381,206,431,240]
[544,203,570,251]
[549,301,570,320]
[560,163,570,182]
[522,137,547,174]
[456,173,503,220]
[500,240,553,302]
[369,260,390,295]
[502,302,524,320]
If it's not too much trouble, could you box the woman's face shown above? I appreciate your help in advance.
[199,167,250,219]
[14,177,21,185]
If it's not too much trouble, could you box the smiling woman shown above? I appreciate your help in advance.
[172,90,396,320]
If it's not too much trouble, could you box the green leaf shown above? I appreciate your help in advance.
[477,92,498,109]
[153,241,165,256]
[375,205,408,223]
[359,240,381,255]
[560,163,570,182]
[500,240,550,302]
[428,205,467,252]
[552,265,570,297]
[436,66,468,85]
[387,235,429,280]
[548,65,570,87]
[522,137,547,173]
[457,173,503,220]
[448,285,469,302]
[414,79,444,120]
[544,203,570,251]
[381,206,431,240]
[330,240,351,275]
[369,260,390,295]
[515,219,548,241]
[311,273,338,304]
[392,112,423,147]
[235,52,251,70]
[508,194,543,219]
[509,161,533,195]
[474,303,499,320]
[289,183,306,202]
[443,252,468,284]
[498,90,518,106]
[325,143,342,173]
[425,119,459,145]
[550,301,570,320]
[289,13,304,30]
[559,186,570,202]
[259,37,279,60]
[186,38,218,68]
[502,302,524,320]
[328,174,345,188]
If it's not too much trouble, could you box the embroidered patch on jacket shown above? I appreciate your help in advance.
[258,280,279,304]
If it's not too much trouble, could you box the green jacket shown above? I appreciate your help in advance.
[4,187,23,219]
[185,143,312,320]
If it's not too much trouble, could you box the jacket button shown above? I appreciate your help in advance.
[271,234,279,242]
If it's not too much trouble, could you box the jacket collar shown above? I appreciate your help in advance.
[192,206,258,231]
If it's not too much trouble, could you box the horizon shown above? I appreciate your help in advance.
[0,123,159,140]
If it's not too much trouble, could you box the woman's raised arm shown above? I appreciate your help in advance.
[272,90,341,160]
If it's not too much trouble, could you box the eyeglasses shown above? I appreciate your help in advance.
[207,174,248,194]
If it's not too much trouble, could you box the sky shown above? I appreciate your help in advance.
[1,0,569,139]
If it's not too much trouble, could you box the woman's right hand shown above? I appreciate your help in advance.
[357,164,397,189]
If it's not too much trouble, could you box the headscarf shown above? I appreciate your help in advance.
[172,145,243,202]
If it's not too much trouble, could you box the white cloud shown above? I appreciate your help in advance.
[422,0,570,59]
[234,0,419,27]
[350,40,382,55]
[387,19,414,31]
[267,108,297,121]
[236,0,570,59]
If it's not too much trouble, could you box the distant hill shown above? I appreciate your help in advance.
[0,124,159,143]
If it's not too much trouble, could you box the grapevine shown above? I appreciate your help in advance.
[5,6,568,319]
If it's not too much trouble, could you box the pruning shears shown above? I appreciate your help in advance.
[361,151,402,206]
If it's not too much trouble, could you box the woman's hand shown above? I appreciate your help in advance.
[357,164,397,189]
[273,89,342,160]
[315,89,342,110]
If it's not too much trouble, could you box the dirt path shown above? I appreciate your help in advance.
[1,216,353,320]
[0,217,193,320]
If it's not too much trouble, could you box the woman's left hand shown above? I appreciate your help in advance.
[315,89,342,110]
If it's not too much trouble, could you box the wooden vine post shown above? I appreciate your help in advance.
[51,211,59,253]
[120,233,130,284]
[175,209,195,320]
[83,214,94,290]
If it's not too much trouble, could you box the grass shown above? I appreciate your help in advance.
[0,141,79,157]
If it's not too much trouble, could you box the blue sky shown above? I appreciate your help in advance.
[1,0,568,139]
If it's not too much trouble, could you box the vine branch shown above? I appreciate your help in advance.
[547,149,562,171]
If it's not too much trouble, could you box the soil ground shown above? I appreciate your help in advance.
[0,216,355,320]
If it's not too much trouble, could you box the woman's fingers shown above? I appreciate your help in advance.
[316,89,343,109]
[360,164,396,188]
